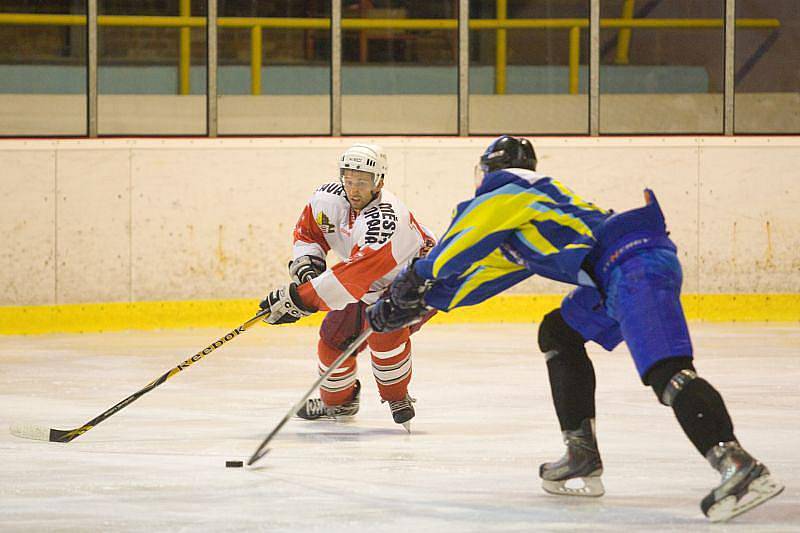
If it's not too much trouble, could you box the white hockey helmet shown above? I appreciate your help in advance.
[339,143,387,186]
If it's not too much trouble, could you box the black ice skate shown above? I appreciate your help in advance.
[701,441,784,522]
[539,418,604,497]
[384,394,416,433]
[296,380,361,420]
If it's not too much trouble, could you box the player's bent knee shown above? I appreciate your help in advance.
[538,308,586,360]
[319,303,365,351]
[646,357,697,406]
[317,337,344,365]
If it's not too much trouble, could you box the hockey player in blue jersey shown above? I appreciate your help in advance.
[366,135,784,522]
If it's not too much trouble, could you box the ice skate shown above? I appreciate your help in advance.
[701,441,784,522]
[296,380,361,420]
[384,394,416,433]
[540,418,604,497]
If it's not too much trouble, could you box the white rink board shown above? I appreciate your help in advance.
[56,149,131,304]
[0,323,798,531]
[0,148,56,305]
[1,136,799,306]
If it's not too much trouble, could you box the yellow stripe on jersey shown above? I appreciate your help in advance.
[516,224,559,255]
[550,179,608,214]
[459,258,485,279]
[532,207,596,238]
[565,243,592,250]
[432,191,555,278]
[449,248,528,309]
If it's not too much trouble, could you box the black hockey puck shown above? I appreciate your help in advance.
[225,460,244,468]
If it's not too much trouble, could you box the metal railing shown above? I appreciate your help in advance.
[0,11,778,96]
[0,0,782,136]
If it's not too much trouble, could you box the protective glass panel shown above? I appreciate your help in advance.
[0,1,86,136]
[341,1,458,135]
[217,2,331,135]
[735,1,799,133]
[600,0,724,134]
[98,0,207,135]
[469,0,590,135]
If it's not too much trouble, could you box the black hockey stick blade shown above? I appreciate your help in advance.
[247,327,373,466]
[9,308,269,443]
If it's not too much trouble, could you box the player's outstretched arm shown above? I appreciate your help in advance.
[366,294,426,333]
[366,263,431,333]
[390,258,429,309]
[415,190,529,282]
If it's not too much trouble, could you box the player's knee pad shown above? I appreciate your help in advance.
[319,303,368,353]
[317,337,344,366]
[538,308,586,361]
[646,357,697,406]
[368,328,410,354]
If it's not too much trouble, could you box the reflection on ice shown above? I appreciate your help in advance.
[1,323,797,531]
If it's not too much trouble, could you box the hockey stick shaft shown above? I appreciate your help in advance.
[247,326,373,466]
[10,308,270,443]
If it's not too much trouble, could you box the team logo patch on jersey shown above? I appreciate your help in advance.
[362,202,397,245]
[316,211,336,234]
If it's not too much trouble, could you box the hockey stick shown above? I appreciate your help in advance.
[247,326,373,466]
[9,308,270,443]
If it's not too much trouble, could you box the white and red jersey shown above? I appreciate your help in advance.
[293,182,435,311]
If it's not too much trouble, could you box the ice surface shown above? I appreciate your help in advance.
[1,323,798,532]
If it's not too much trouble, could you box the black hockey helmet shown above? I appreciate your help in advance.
[479,135,537,173]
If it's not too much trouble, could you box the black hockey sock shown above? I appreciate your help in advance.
[539,309,596,432]
[671,377,736,456]
[545,352,596,432]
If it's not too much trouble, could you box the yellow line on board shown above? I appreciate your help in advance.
[0,294,798,335]
[682,294,800,322]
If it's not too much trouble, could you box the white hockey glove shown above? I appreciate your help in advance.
[259,283,315,325]
[289,255,327,284]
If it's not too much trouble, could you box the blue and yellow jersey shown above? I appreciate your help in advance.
[415,169,610,311]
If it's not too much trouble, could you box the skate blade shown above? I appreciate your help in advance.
[706,474,785,523]
[402,421,412,434]
[542,475,605,497]
[294,413,357,421]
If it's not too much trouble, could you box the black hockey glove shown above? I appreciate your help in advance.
[289,255,327,284]
[259,283,316,325]
[390,259,430,309]
[366,297,427,333]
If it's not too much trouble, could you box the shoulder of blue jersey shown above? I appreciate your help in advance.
[478,169,549,196]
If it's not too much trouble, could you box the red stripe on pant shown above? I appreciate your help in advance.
[318,338,359,406]
[368,328,412,402]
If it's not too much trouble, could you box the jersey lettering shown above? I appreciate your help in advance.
[316,182,346,197]
[362,202,398,245]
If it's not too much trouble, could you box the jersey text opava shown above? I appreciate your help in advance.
[363,202,398,245]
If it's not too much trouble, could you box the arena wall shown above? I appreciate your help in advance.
[1,93,799,135]
[0,136,798,332]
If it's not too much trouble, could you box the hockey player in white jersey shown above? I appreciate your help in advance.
[258,143,435,429]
